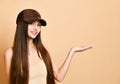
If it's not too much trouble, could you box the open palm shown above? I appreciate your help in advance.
[71,45,93,52]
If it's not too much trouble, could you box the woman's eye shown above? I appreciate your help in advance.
[29,22,34,25]
[37,23,41,26]
[29,21,41,26]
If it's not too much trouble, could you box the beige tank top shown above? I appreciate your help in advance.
[29,60,47,84]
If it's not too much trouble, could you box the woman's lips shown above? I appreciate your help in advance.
[31,31,38,36]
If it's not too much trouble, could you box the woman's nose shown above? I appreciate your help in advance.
[33,25,38,30]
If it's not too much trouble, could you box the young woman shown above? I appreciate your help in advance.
[4,9,92,84]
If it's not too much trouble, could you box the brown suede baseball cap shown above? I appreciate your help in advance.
[16,9,47,26]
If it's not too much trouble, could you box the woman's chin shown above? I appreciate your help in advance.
[28,35,37,39]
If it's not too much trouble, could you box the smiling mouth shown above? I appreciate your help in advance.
[31,31,38,36]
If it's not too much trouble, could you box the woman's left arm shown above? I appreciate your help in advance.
[51,45,93,82]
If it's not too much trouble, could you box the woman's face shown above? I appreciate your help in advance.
[28,21,41,39]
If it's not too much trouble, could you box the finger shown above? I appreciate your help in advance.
[86,46,93,49]
[83,46,92,50]
[78,45,92,52]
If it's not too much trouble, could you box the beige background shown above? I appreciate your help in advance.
[0,0,120,84]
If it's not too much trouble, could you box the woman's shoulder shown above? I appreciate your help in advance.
[4,47,13,60]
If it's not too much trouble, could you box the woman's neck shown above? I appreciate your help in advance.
[28,38,36,51]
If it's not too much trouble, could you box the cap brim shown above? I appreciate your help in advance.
[40,19,47,26]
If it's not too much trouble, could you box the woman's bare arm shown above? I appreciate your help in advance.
[52,45,92,82]
[4,48,13,81]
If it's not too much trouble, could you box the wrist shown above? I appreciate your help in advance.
[69,48,75,56]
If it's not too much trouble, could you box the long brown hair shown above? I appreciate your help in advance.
[10,9,55,84]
